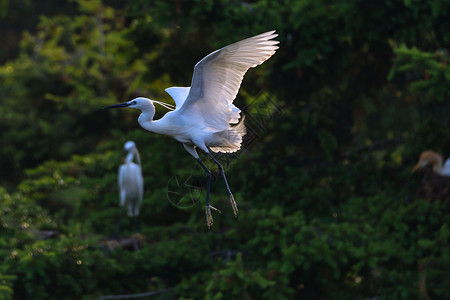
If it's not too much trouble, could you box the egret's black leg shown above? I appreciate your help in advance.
[112,208,124,239]
[196,158,220,228]
[196,158,211,205]
[207,153,238,218]
[133,216,140,233]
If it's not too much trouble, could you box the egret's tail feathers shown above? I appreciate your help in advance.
[228,104,241,124]
[210,116,246,153]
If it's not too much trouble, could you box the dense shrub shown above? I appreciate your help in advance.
[0,0,449,299]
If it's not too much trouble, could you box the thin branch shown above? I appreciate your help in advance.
[99,288,175,300]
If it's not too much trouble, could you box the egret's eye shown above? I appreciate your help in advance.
[132,101,137,105]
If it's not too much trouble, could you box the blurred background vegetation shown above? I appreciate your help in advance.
[1,0,449,299]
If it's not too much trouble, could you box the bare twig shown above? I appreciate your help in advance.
[99,288,174,299]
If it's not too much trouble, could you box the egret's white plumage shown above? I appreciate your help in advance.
[105,31,279,228]
[118,141,144,218]
[443,159,450,176]
[165,87,191,108]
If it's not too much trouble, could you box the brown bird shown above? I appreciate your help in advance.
[412,150,450,202]
[412,150,450,176]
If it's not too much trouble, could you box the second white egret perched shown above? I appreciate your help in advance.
[118,141,144,232]
[105,31,279,228]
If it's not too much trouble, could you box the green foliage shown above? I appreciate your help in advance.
[389,44,450,103]
[0,0,449,299]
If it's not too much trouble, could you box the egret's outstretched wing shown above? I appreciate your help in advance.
[118,164,127,207]
[135,165,144,202]
[165,87,191,109]
[129,163,144,216]
[179,31,279,130]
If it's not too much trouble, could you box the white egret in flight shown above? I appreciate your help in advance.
[105,31,279,228]
[117,141,144,233]
[412,150,450,176]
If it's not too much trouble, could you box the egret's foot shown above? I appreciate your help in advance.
[206,205,221,229]
[230,194,238,218]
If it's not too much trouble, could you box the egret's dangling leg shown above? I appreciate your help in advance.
[196,158,221,228]
[129,202,141,233]
[133,216,141,233]
[112,208,124,239]
[207,152,238,218]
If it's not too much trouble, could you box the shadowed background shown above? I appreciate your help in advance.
[0,0,449,299]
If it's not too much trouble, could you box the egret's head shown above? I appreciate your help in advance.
[104,97,153,111]
[124,141,136,152]
[412,150,442,173]
[103,97,175,111]
[121,140,141,165]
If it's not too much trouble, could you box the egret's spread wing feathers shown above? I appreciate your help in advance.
[118,165,126,190]
[179,31,279,130]
[130,164,144,217]
[136,166,144,201]
[165,87,191,109]
[118,165,127,206]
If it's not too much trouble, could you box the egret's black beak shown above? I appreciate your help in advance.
[103,102,130,109]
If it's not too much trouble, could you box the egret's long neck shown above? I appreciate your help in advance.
[137,104,174,136]
[137,102,156,130]
[125,152,134,163]
[136,100,177,136]
[432,156,443,174]
[138,109,155,123]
